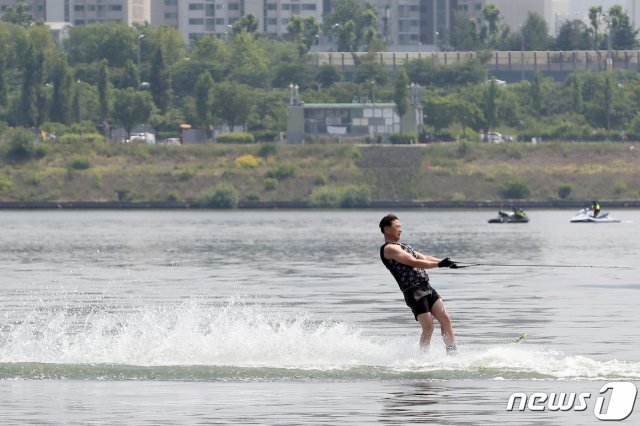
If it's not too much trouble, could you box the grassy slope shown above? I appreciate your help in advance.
[1,141,639,203]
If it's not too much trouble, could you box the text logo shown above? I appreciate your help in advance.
[507,382,637,420]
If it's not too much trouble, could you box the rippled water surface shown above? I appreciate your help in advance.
[1,209,639,424]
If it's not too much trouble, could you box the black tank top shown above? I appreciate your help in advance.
[380,242,430,292]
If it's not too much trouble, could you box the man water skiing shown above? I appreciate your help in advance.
[379,213,458,354]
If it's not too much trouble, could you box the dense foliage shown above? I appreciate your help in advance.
[0,1,640,143]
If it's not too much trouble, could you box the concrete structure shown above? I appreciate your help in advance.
[286,83,423,143]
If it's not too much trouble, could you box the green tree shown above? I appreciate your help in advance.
[353,55,390,85]
[148,46,172,113]
[19,41,43,126]
[231,14,259,36]
[0,26,7,107]
[607,5,638,50]
[482,78,499,132]
[324,0,380,52]
[1,1,34,26]
[315,64,342,88]
[65,23,137,68]
[227,31,270,87]
[589,6,604,50]
[119,59,140,89]
[394,69,409,118]
[521,12,552,51]
[482,4,504,48]
[112,87,154,138]
[566,74,584,114]
[194,71,214,127]
[452,98,483,135]
[49,54,73,124]
[213,81,255,130]
[447,11,482,51]
[97,59,110,122]
[555,20,593,50]
[530,72,543,116]
[288,15,320,56]
[423,94,456,134]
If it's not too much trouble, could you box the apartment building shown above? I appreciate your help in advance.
[0,0,150,25]
[149,0,458,49]
[154,1,324,43]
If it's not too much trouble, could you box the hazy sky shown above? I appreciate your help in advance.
[569,0,626,14]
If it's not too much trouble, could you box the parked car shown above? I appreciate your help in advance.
[481,132,513,143]
[481,131,503,143]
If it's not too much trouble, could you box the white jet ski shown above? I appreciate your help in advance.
[570,208,620,223]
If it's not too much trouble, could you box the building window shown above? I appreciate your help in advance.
[110,5,122,12]
[189,18,204,25]
[189,4,204,11]
[229,3,240,11]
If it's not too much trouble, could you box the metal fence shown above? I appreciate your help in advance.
[311,50,640,73]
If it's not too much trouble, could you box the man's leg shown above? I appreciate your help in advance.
[430,299,456,353]
[416,312,434,351]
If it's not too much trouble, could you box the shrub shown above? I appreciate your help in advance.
[199,183,239,208]
[68,156,91,171]
[499,179,530,199]
[314,173,327,186]
[309,185,371,208]
[257,142,278,158]
[216,132,254,144]
[310,186,340,207]
[339,185,371,207]
[557,184,572,199]
[613,181,627,195]
[0,175,14,192]
[252,130,279,142]
[245,192,260,201]
[389,132,417,144]
[266,165,296,180]
[264,177,278,191]
[5,128,38,161]
[235,154,260,169]
[175,167,195,181]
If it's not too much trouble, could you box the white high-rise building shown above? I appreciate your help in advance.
[485,0,569,35]
[0,0,150,25]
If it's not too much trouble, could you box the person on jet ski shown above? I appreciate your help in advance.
[591,200,601,217]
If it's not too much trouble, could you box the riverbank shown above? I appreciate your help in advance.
[1,141,639,206]
[1,199,640,209]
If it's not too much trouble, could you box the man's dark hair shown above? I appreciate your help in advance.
[379,213,398,233]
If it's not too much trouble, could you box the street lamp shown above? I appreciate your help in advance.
[520,25,524,81]
[76,80,83,134]
[288,83,299,105]
[369,80,375,103]
[137,34,144,67]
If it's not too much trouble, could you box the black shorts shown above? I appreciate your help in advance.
[403,285,441,321]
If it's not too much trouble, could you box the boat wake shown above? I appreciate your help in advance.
[1,301,639,382]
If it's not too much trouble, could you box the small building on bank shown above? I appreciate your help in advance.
[286,86,423,143]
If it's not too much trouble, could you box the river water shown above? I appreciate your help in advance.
[0,209,639,424]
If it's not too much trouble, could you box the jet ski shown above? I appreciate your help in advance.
[488,209,529,223]
[570,208,620,223]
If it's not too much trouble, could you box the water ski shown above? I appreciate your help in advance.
[512,332,528,344]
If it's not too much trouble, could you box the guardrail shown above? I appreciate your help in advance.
[310,50,640,72]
